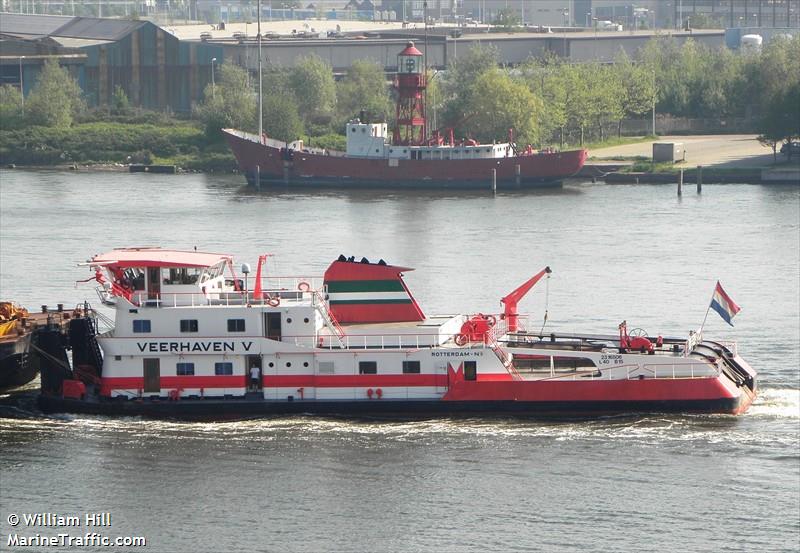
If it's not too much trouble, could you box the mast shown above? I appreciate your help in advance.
[257,0,263,139]
[423,0,428,140]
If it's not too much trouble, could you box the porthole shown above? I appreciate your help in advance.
[268,362,274,368]
[287,317,293,323]
[303,318,310,323]
[303,362,309,367]
[286,362,292,367]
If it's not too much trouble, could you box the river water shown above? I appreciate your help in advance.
[0,170,798,552]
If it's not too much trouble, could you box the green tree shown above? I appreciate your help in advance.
[262,94,303,143]
[335,59,392,125]
[461,67,542,145]
[441,44,499,136]
[755,36,800,158]
[289,54,336,130]
[492,8,522,30]
[25,58,85,128]
[111,85,131,115]
[614,50,656,135]
[426,69,445,135]
[0,85,24,130]
[196,63,256,141]
[520,56,567,147]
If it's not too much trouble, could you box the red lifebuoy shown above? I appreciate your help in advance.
[367,388,374,399]
[454,333,468,346]
[267,296,280,307]
[298,281,311,292]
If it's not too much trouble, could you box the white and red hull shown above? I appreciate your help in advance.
[37,249,757,419]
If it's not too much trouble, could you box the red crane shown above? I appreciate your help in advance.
[501,267,552,332]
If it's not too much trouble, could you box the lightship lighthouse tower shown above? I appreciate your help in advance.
[393,42,427,146]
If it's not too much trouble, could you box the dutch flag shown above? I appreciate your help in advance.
[710,281,741,326]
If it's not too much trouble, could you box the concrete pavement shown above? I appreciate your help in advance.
[590,134,778,168]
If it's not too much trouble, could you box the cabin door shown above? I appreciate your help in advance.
[143,358,160,394]
[265,313,282,341]
[147,267,161,300]
[247,355,263,392]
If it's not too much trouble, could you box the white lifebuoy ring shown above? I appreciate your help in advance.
[267,297,280,307]
[298,281,311,292]
[454,333,468,346]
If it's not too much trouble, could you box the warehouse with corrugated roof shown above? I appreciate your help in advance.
[0,13,222,112]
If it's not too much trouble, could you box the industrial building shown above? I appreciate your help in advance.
[0,13,222,112]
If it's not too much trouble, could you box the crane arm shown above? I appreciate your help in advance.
[500,266,551,332]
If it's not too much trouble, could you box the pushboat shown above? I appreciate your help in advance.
[36,248,757,418]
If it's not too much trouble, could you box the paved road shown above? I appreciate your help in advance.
[591,134,778,168]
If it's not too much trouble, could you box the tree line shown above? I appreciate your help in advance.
[197,34,798,152]
[1,35,798,156]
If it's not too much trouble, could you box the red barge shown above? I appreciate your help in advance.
[36,248,757,418]
[223,42,588,189]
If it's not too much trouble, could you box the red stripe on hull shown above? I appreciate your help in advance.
[99,374,754,414]
[101,374,447,393]
[442,376,747,404]
[101,375,245,395]
[223,131,588,186]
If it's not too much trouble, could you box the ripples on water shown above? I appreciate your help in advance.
[0,171,798,552]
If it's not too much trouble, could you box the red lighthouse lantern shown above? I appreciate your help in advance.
[393,41,427,146]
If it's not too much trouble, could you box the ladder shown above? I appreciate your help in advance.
[487,335,522,380]
[312,291,345,347]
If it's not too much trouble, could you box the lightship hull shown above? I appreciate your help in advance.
[223,130,588,189]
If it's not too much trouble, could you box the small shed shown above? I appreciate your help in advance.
[653,142,685,163]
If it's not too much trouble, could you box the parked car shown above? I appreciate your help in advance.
[780,141,800,157]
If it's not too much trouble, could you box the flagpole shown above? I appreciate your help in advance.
[698,280,717,335]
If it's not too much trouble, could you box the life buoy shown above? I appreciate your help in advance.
[267,296,280,307]
[454,333,468,346]
[298,281,311,292]
[485,314,497,327]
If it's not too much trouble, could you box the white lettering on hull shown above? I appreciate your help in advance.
[135,341,253,353]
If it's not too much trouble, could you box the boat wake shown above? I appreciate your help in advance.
[748,387,800,419]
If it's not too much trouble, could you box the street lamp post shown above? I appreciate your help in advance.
[18,56,24,113]
[211,57,217,99]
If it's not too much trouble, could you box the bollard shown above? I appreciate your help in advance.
[678,169,683,196]
[515,164,521,187]
[697,165,703,193]
[491,168,497,195]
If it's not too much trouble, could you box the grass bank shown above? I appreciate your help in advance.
[0,120,238,172]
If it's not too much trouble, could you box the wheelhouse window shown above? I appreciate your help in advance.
[215,362,233,375]
[176,362,195,376]
[180,319,199,333]
[464,361,477,381]
[227,319,246,332]
[132,320,151,333]
[402,361,421,374]
[163,267,203,285]
[358,361,377,375]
